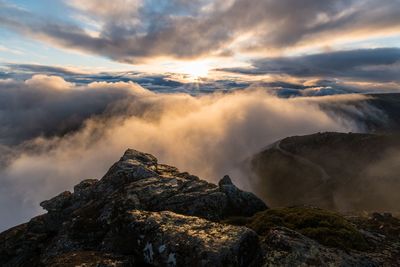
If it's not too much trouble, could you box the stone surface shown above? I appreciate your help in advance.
[0,149,266,267]
[113,210,261,266]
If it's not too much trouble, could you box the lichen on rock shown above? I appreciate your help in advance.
[0,149,267,266]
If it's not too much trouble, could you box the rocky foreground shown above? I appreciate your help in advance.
[1,149,399,266]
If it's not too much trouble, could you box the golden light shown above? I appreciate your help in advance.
[178,60,210,80]
[139,58,246,83]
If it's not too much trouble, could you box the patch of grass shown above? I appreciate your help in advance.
[231,206,368,251]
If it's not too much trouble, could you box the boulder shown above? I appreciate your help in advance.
[107,210,262,267]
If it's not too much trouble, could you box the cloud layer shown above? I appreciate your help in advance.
[3,48,400,98]
[224,48,400,82]
[221,48,400,96]
[0,75,147,146]
[0,75,378,231]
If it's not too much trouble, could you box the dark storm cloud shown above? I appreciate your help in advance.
[222,48,400,82]
[1,0,400,62]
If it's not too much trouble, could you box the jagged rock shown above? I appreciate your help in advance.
[39,191,72,212]
[63,149,267,222]
[219,175,267,217]
[0,149,267,266]
[73,179,98,196]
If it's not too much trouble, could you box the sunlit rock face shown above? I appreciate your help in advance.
[0,149,266,266]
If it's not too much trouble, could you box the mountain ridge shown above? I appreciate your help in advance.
[250,132,400,211]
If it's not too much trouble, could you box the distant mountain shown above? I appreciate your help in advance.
[250,132,400,212]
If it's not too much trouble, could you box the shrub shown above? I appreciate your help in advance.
[230,206,368,251]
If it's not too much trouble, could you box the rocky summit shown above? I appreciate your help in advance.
[0,149,266,267]
[1,149,400,266]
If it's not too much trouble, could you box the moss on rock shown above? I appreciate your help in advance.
[227,206,369,251]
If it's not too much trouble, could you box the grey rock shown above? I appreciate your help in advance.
[219,175,268,217]
[74,179,98,195]
[40,191,72,212]
[1,148,267,266]
[110,210,262,267]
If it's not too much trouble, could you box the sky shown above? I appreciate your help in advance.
[0,0,400,230]
[0,0,400,95]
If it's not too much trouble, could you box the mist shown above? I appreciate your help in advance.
[337,148,400,212]
[0,75,376,231]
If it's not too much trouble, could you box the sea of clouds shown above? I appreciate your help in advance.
[0,75,381,230]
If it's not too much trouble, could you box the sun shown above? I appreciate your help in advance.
[177,60,210,80]
[184,61,209,78]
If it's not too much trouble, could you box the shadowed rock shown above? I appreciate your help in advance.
[219,175,267,217]
[0,149,266,266]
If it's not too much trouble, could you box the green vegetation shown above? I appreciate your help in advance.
[226,206,369,251]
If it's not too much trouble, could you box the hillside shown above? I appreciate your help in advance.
[250,132,400,212]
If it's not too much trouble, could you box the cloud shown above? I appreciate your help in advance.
[0,75,380,231]
[224,48,400,81]
[220,48,400,96]
[2,63,251,94]
[25,74,74,90]
[4,57,400,98]
[0,75,148,146]
[1,0,399,62]
[4,64,82,76]
[0,44,24,55]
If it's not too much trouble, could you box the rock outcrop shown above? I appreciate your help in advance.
[1,148,399,266]
[0,149,266,266]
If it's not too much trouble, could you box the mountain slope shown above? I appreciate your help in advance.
[250,132,400,211]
